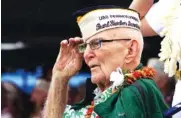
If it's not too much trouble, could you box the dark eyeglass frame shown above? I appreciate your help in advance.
[78,38,131,53]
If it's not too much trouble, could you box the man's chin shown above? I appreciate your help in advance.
[91,77,98,84]
[90,74,104,85]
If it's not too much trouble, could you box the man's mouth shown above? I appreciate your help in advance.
[90,65,99,69]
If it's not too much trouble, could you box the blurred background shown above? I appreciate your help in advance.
[1,0,176,118]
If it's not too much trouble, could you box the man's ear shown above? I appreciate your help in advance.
[125,39,139,63]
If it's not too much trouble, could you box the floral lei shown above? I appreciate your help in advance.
[85,67,156,118]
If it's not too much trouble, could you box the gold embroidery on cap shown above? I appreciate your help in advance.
[77,16,82,23]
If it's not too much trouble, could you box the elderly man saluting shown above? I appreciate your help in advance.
[43,5,168,118]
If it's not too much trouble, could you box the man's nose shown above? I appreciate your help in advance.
[83,46,95,63]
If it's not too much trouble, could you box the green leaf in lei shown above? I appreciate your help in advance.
[100,88,113,102]
[92,112,97,117]
[76,109,85,117]
[63,112,72,118]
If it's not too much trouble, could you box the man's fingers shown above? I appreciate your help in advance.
[56,40,68,62]
[74,37,84,53]
[69,37,84,48]
[74,37,84,45]
[61,40,68,49]
[57,37,83,62]
[68,38,76,47]
[69,37,83,54]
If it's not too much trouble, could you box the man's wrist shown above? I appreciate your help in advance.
[52,71,71,83]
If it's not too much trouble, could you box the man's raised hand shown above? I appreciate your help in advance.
[53,37,84,79]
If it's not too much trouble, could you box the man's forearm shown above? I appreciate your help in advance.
[43,72,69,118]
[129,0,154,19]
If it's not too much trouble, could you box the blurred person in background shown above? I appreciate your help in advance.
[67,86,79,105]
[1,82,33,118]
[30,79,50,118]
[129,0,154,19]
[1,83,12,118]
[147,58,176,106]
[130,0,181,117]
[68,84,86,105]
[37,64,53,81]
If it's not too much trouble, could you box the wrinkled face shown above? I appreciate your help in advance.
[83,28,131,87]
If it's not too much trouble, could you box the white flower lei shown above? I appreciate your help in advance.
[158,0,181,77]
[110,67,125,89]
[93,67,125,101]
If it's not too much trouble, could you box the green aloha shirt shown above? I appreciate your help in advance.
[63,64,169,118]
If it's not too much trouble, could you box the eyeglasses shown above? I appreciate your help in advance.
[78,38,131,53]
